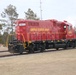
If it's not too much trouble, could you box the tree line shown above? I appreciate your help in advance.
[0,4,39,45]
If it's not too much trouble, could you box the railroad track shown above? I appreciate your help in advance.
[0,50,8,53]
[0,49,54,58]
[0,48,75,58]
[0,50,13,58]
[0,49,27,58]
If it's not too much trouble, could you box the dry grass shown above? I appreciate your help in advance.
[0,47,76,75]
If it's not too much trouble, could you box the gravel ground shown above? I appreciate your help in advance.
[0,47,76,75]
[0,47,11,56]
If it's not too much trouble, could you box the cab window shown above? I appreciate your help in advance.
[68,26,72,30]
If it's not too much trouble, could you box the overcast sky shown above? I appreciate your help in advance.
[0,0,76,25]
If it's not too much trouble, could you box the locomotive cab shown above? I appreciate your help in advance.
[64,22,74,39]
[62,21,74,39]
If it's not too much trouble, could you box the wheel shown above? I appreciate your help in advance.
[40,44,45,52]
[8,45,15,53]
[72,42,75,48]
[56,48,59,50]
[28,44,34,53]
[63,45,67,49]
[75,41,76,47]
[19,45,24,54]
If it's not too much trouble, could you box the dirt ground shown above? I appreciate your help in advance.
[0,47,76,75]
[0,46,8,51]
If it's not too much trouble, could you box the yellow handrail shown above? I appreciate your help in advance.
[21,33,26,48]
[21,33,25,42]
[6,34,14,47]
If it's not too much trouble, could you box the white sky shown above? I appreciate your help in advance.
[0,0,76,26]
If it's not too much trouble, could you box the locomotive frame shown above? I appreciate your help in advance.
[8,19,76,54]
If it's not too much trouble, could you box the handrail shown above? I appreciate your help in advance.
[6,34,15,47]
[21,33,26,48]
[21,33,25,42]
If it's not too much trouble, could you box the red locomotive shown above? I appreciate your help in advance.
[8,19,76,54]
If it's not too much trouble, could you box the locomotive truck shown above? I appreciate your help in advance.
[8,19,76,54]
